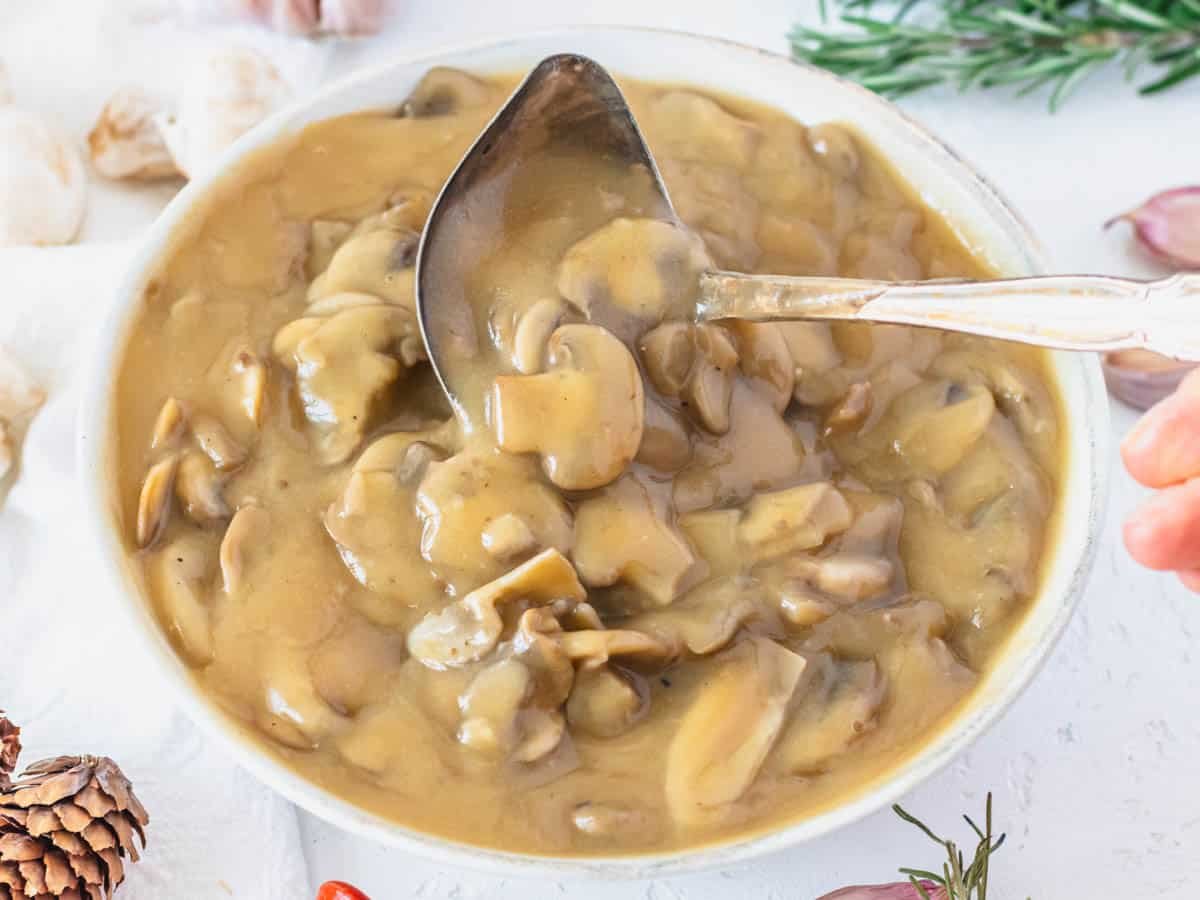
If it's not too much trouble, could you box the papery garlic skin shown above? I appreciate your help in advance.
[88,88,180,181]
[1107,186,1200,270]
[158,47,291,180]
[0,104,87,247]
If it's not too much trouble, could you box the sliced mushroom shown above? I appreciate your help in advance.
[190,413,247,471]
[825,382,872,433]
[628,576,768,657]
[556,218,711,326]
[673,381,808,513]
[572,474,697,607]
[726,322,794,414]
[566,667,647,738]
[779,322,843,407]
[307,225,419,308]
[150,396,186,450]
[175,450,228,524]
[147,531,217,665]
[649,91,760,168]
[273,304,421,463]
[888,379,996,476]
[771,657,886,774]
[738,482,853,563]
[678,509,741,577]
[306,219,354,279]
[636,395,692,473]
[659,157,760,271]
[416,445,573,587]
[136,453,179,548]
[784,555,895,603]
[640,322,739,434]
[232,349,267,427]
[665,637,806,826]
[219,503,269,594]
[492,324,644,490]
[481,513,538,562]
[494,296,570,375]
[399,67,493,117]
[308,617,406,715]
[325,434,446,601]
[407,548,585,670]
[259,645,348,750]
[930,347,1059,471]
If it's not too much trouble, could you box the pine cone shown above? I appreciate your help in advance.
[0,715,18,791]
[0,746,148,900]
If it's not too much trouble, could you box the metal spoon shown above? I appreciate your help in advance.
[417,53,1200,419]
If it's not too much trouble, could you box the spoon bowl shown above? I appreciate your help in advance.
[416,53,675,427]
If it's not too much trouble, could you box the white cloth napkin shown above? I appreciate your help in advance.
[0,243,311,900]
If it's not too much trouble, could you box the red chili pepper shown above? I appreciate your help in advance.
[317,881,371,900]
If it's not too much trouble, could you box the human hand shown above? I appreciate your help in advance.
[1122,367,1200,591]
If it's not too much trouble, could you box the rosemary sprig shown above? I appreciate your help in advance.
[792,0,1200,109]
[892,793,1011,899]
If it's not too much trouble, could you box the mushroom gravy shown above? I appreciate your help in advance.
[113,67,1063,855]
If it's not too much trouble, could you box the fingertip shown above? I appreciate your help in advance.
[1123,510,1167,570]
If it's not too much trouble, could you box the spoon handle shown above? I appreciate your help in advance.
[698,271,1200,361]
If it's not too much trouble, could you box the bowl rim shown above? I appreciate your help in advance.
[76,24,1110,880]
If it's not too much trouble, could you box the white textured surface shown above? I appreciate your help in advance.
[2,1,1200,898]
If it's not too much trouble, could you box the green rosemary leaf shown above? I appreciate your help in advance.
[790,0,1200,107]
[1139,49,1200,89]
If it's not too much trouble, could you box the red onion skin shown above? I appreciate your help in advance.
[1105,186,1200,270]
[1103,353,1195,411]
[817,882,946,900]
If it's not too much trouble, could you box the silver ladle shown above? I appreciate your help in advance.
[416,53,1200,418]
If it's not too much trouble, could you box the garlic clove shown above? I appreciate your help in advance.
[0,105,87,247]
[1103,349,1195,411]
[158,47,291,180]
[319,0,387,35]
[247,0,321,34]
[88,88,181,181]
[1106,186,1200,269]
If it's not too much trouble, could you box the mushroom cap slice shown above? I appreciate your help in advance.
[147,531,217,665]
[175,449,229,524]
[738,482,854,563]
[556,218,710,325]
[273,304,420,464]
[220,503,270,595]
[407,548,585,670]
[416,445,573,587]
[566,667,647,739]
[325,434,446,603]
[136,454,179,549]
[672,381,807,514]
[640,322,739,435]
[665,637,806,825]
[492,324,644,491]
[771,657,886,774]
[572,474,697,607]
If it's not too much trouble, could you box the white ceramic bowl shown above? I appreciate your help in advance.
[77,26,1110,879]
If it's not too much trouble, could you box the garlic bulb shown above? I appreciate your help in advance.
[0,77,87,247]
[0,347,45,484]
[164,0,388,35]
[88,88,180,181]
[158,47,291,180]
